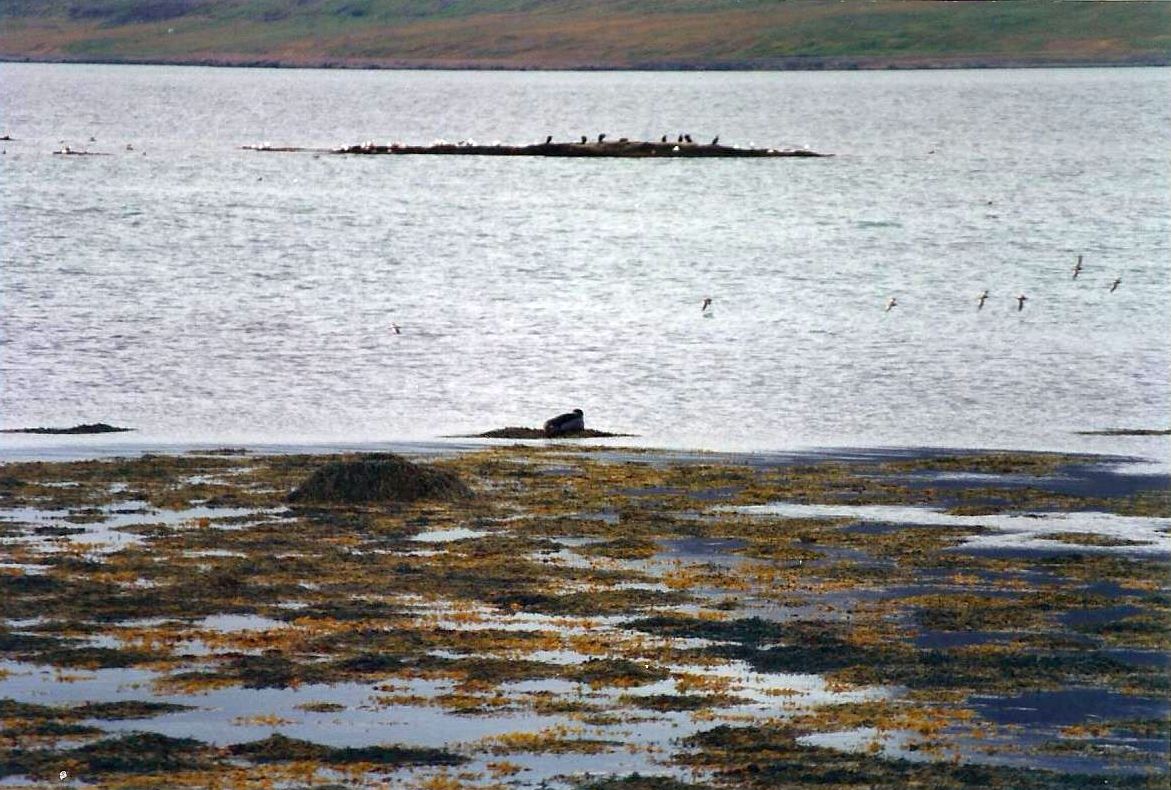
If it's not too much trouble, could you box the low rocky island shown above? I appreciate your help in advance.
[1,422,133,435]
[246,138,830,159]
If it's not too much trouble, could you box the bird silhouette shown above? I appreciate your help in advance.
[711,135,719,146]
[977,290,989,310]
[1016,294,1028,311]
[1110,276,1122,293]
[544,135,553,145]
[1072,255,1083,279]
[885,297,898,313]
[702,297,713,312]
[597,133,606,144]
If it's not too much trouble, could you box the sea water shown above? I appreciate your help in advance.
[2,64,1168,460]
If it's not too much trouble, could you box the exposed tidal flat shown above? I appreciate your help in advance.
[0,445,1168,788]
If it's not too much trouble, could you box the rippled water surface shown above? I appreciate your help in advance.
[2,64,1169,458]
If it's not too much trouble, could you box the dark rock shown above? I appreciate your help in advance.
[465,425,630,439]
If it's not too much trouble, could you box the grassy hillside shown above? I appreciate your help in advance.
[2,0,1169,69]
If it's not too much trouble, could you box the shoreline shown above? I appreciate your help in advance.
[2,433,1169,480]
[3,54,1169,73]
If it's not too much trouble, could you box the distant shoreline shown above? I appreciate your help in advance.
[3,53,1168,73]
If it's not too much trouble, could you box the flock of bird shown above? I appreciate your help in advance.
[547,133,719,146]
[697,254,1125,318]
[877,254,1122,314]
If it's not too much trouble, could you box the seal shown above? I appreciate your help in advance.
[544,408,585,437]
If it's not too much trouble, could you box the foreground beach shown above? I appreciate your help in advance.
[0,444,1168,788]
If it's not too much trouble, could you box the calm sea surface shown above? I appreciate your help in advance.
[1,64,1169,460]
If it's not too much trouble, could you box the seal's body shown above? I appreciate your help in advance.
[544,409,584,437]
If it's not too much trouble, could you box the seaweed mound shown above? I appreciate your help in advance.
[288,454,471,504]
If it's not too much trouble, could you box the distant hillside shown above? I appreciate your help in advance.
[2,0,1169,70]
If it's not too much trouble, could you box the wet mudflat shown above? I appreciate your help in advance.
[0,446,1167,788]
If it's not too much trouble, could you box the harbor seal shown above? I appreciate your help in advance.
[544,408,585,437]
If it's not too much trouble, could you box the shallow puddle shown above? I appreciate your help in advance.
[728,503,1171,555]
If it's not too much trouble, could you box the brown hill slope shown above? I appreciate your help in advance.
[2,0,1169,69]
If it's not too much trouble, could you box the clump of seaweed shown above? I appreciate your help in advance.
[580,776,712,790]
[621,693,746,712]
[288,454,472,504]
[1,732,211,779]
[680,724,1166,789]
[73,701,194,720]
[228,733,465,766]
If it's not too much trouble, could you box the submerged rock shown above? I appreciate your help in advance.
[288,453,471,504]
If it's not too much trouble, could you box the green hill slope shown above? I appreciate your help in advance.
[2,0,1169,69]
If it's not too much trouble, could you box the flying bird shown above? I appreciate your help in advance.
[977,290,989,310]
[885,297,898,313]
[392,323,402,335]
[1072,255,1083,279]
[1110,276,1122,293]
[1016,294,1028,311]
[701,297,712,312]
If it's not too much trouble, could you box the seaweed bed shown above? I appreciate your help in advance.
[0,445,1167,788]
